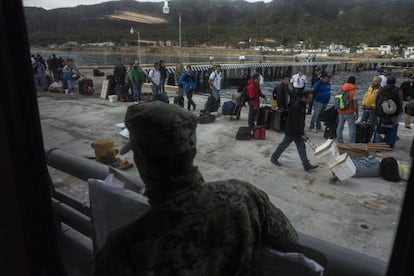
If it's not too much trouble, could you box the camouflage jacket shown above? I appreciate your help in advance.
[94,169,298,276]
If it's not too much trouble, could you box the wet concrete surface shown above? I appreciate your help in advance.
[38,74,412,263]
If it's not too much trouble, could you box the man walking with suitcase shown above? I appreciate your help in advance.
[271,91,318,171]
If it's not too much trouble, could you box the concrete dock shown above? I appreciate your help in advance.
[39,73,412,263]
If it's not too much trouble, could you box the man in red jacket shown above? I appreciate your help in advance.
[248,73,266,130]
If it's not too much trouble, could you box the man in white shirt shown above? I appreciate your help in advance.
[377,68,387,87]
[290,69,307,106]
[208,64,223,105]
[148,63,161,100]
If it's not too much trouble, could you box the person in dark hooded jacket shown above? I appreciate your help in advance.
[271,91,318,171]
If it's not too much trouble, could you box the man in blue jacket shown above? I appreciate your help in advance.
[309,73,331,132]
[179,65,197,111]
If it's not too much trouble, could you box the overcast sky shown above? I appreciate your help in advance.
[23,0,272,10]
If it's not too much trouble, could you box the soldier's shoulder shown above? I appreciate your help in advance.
[203,179,263,196]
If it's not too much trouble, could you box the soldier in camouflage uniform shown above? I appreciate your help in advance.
[94,101,299,276]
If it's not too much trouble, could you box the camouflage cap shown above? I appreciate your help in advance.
[120,102,198,156]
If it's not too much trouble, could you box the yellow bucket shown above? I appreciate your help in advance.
[91,138,118,165]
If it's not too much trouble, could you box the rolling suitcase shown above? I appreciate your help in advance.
[355,122,372,143]
[253,126,266,139]
[79,78,95,95]
[257,106,272,129]
[270,109,288,131]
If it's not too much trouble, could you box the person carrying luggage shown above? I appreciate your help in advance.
[374,76,403,147]
[271,91,318,171]
[336,76,359,143]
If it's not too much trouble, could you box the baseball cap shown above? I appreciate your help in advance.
[120,102,198,156]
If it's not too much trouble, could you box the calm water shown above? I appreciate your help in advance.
[32,49,298,66]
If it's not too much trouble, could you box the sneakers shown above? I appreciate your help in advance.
[309,128,317,133]
[271,158,281,166]
[304,164,318,171]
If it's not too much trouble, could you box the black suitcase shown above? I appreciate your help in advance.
[79,78,94,95]
[236,127,252,140]
[355,122,372,143]
[270,109,288,131]
[257,106,272,129]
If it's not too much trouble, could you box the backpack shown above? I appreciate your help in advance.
[205,96,219,112]
[376,90,399,117]
[380,157,401,182]
[334,90,351,110]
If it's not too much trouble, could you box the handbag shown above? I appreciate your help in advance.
[72,74,80,81]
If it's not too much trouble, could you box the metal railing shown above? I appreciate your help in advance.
[45,146,387,275]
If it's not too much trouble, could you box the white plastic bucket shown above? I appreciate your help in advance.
[314,139,339,165]
[108,95,118,103]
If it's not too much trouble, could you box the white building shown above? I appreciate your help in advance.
[379,45,392,55]
[404,46,414,58]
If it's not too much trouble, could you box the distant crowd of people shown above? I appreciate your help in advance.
[31,53,82,95]
[244,65,413,170]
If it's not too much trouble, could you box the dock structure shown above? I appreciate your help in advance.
[138,58,414,91]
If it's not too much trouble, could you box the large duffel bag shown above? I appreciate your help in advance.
[222,101,235,115]
[236,126,252,140]
[48,81,64,93]
[79,78,95,95]
[205,96,219,112]
[174,95,184,107]
[198,113,216,124]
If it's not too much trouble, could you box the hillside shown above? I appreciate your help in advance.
[24,0,414,48]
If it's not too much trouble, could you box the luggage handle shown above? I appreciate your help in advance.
[260,97,271,108]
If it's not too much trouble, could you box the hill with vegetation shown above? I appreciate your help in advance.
[24,0,414,49]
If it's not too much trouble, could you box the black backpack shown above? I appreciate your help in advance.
[376,89,400,117]
[379,157,401,182]
[205,96,219,112]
